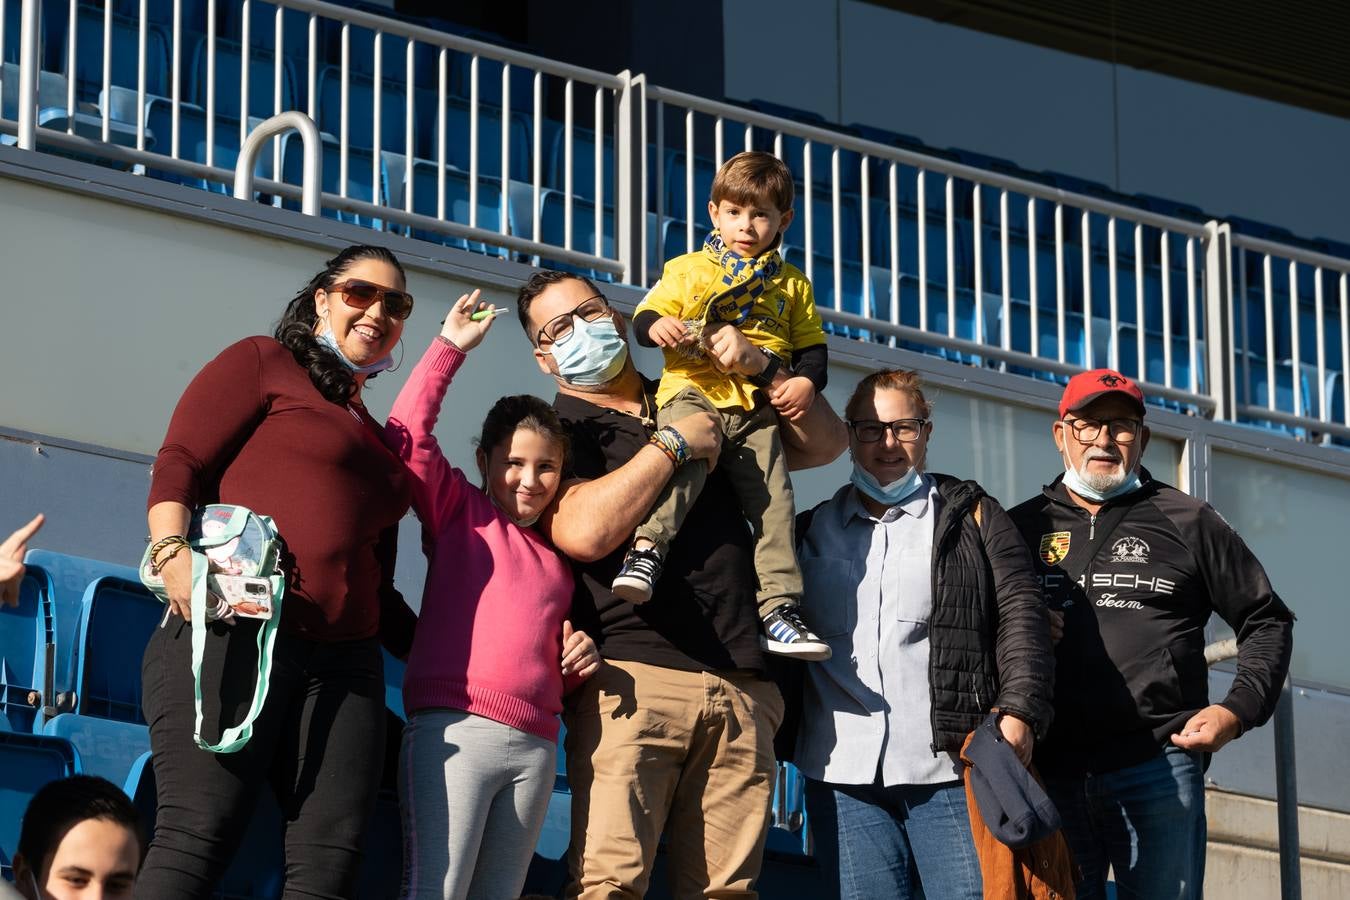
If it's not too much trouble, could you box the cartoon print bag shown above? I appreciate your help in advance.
[140,505,285,753]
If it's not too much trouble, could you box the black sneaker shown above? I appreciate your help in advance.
[761,607,832,661]
[611,546,663,605]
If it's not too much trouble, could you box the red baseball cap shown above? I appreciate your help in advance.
[1058,369,1146,418]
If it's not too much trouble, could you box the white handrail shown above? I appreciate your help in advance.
[234,112,322,216]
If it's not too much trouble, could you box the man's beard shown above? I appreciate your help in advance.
[1072,449,1129,492]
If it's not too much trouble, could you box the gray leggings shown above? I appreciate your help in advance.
[398,709,556,900]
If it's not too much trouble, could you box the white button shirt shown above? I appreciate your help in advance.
[794,479,962,786]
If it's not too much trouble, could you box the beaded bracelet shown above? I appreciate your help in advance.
[647,426,692,467]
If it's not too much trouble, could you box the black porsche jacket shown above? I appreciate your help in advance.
[1008,470,1294,775]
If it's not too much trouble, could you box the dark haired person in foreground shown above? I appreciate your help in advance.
[139,244,415,896]
[1009,368,1295,900]
[13,775,141,900]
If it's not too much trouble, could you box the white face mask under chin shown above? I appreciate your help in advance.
[1061,450,1143,502]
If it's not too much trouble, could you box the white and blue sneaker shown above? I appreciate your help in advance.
[611,546,664,605]
[762,607,831,661]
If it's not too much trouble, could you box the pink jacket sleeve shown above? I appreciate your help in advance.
[384,338,470,535]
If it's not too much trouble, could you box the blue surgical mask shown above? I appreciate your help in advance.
[550,316,629,386]
[850,463,927,508]
[318,328,394,376]
[1061,461,1143,503]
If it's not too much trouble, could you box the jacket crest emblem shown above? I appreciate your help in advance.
[1039,531,1071,566]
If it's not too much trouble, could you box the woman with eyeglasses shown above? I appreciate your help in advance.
[139,244,418,897]
[785,368,1055,900]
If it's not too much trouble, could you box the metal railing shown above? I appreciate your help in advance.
[2,0,1348,447]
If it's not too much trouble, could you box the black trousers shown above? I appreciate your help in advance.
[135,615,386,899]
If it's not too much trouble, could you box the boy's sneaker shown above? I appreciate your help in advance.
[761,607,832,661]
[611,546,664,605]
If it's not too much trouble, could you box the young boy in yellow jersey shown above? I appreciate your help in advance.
[614,151,830,660]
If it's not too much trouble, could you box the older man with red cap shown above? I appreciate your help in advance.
[1008,369,1294,900]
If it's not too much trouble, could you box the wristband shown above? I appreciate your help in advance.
[747,348,781,389]
[647,426,692,467]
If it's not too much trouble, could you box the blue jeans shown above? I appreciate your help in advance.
[1045,745,1206,900]
[804,777,982,900]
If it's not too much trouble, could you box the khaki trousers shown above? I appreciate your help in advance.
[635,386,802,616]
[562,658,785,900]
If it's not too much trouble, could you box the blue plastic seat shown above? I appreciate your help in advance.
[42,713,148,790]
[549,126,614,206]
[283,133,389,228]
[61,6,169,103]
[441,96,532,181]
[0,61,69,122]
[0,731,80,880]
[316,66,415,158]
[0,565,50,733]
[448,49,541,111]
[73,576,161,724]
[537,190,616,281]
[664,150,716,221]
[142,99,269,194]
[190,36,297,125]
[21,551,139,707]
[388,154,507,255]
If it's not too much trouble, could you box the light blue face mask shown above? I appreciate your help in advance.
[850,463,927,507]
[1061,460,1143,502]
[318,328,394,376]
[550,316,629,386]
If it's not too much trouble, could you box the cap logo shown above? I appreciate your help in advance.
[1098,373,1124,386]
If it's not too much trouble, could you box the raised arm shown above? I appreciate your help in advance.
[384,291,495,534]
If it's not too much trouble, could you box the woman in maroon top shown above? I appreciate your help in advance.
[137,245,415,898]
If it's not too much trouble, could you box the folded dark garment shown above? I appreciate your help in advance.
[963,711,1062,849]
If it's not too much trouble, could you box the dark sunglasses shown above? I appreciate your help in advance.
[329,280,415,320]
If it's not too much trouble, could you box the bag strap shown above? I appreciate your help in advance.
[186,548,283,753]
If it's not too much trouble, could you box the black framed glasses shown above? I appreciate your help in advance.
[1062,417,1142,444]
[535,294,611,348]
[847,418,928,443]
[329,280,415,320]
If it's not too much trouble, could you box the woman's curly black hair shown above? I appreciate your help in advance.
[274,244,407,405]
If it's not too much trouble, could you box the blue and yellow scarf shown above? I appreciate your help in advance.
[696,229,785,326]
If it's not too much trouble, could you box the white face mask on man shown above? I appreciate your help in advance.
[1060,447,1144,502]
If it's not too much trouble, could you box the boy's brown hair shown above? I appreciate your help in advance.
[710,151,795,213]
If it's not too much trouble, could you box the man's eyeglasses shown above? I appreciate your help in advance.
[1061,417,1142,444]
[847,418,928,443]
[535,295,611,348]
[329,280,415,320]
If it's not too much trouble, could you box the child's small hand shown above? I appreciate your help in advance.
[440,289,495,351]
[648,315,694,349]
[560,620,602,679]
[768,376,815,422]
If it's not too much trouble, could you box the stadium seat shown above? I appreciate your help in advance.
[61,5,169,103]
[0,61,69,122]
[42,713,149,790]
[448,48,541,111]
[384,153,508,254]
[190,36,297,125]
[282,132,389,228]
[549,125,613,207]
[0,731,80,881]
[21,551,139,707]
[72,575,161,724]
[316,66,416,159]
[664,150,716,221]
[440,96,532,181]
[537,190,615,281]
[142,99,270,194]
[0,565,50,733]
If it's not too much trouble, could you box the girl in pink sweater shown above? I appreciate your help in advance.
[386,290,600,900]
